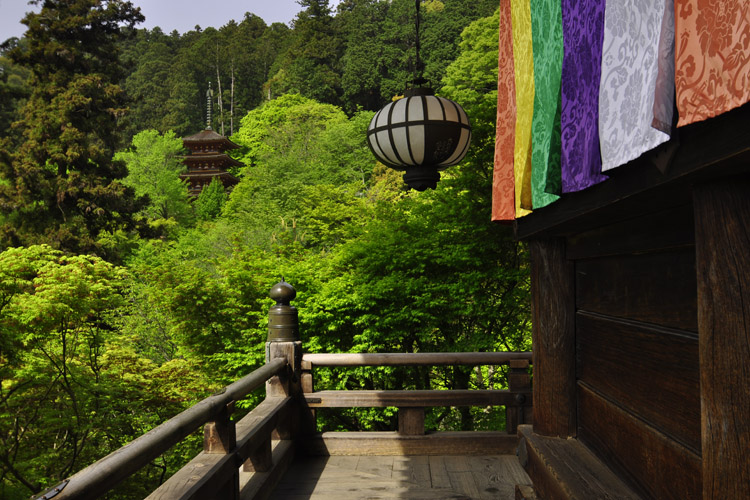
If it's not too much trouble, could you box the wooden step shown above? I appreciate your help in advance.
[517,425,642,500]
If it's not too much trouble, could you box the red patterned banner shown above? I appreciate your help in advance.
[675,0,750,126]
[492,0,517,222]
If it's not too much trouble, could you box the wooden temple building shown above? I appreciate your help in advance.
[492,0,750,498]
[512,102,750,500]
[181,128,241,196]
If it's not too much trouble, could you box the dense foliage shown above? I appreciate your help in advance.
[0,0,147,261]
[0,1,530,497]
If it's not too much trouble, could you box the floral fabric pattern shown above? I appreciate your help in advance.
[511,0,535,215]
[560,0,608,193]
[599,0,671,171]
[675,0,750,126]
[529,0,562,208]
[492,0,518,222]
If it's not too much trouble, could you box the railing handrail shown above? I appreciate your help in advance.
[53,357,288,500]
[302,351,532,367]
[299,351,534,442]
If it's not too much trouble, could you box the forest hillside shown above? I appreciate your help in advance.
[0,1,530,498]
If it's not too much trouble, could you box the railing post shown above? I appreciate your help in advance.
[398,408,425,435]
[204,402,239,499]
[301,359,317,434]
[245,280,301,473]
[506,359,531,434]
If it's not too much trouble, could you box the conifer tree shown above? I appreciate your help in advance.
[268,0,343,105]
[0,0,146,260]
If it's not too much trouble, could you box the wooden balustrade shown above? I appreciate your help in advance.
[299,351,533,456]
[49,357,289,500]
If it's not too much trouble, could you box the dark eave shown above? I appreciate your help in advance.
[182,128,241,150]
[182,154,244,167]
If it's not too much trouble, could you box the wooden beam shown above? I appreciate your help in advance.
[239,440,295,500]
[694,177,750,500]
[147,398,292,500]
[529,239,576,438]
[517,425,640,500]
[304,389,531,408]
[302,431,520,456]
[234,397,292,463]
[146,452,236,500]
[514,102,750,240]
[302,351,532,367]
[265,341,301,398]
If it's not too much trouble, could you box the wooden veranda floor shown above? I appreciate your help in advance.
[268,454,532,499]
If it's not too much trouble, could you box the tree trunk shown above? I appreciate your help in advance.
[230,60,235,136]
[215,44,225,136]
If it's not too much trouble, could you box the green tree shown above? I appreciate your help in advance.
[194,177,226,221]
[227,94,375,246]
[114,129,193,225]
[0,245,215,497]
[267,0,343,105]
[337,0,390,112]
[120,28,180,138]
[0,38,30,141]
[0,0,147,261]
[0,245,126,495]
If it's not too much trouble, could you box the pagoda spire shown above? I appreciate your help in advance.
[206,82,214,130]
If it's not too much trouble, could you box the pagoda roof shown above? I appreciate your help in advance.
[183,153,244,167]
[180,171,239,183]
[182,128,241,150]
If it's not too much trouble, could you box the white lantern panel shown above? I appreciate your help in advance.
[408,96,425,121]
[408,125,425,164]
[391,98,408,124]
[368,134,386,163]
[426,96,445,120]
[376,106,391,128]
[376,130,400,165]
[457,104,470,125]
[442,99,459,123]
[392,126,413,164]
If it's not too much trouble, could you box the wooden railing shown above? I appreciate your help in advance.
[299,351,533,456]
[47,358,290,500]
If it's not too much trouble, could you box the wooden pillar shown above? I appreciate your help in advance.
[528,238,576,438]
[694,177,750,500]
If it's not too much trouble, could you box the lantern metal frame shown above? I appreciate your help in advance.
[366,0,472,191]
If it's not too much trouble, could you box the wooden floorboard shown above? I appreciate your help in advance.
[268,454,531,499]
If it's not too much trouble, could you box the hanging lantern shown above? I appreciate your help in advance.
[367,88,471,191]
[366,0,471,191]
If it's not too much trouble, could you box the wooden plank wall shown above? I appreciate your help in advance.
[567,204,702,500]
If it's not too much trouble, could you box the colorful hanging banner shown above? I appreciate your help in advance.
[675,0,750,126]
[652,0,675,133]
[598,0,671,171]
[529,0,562,209]
[510,0,535,215]
[492,0,518,222]
[560,0,608,192]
